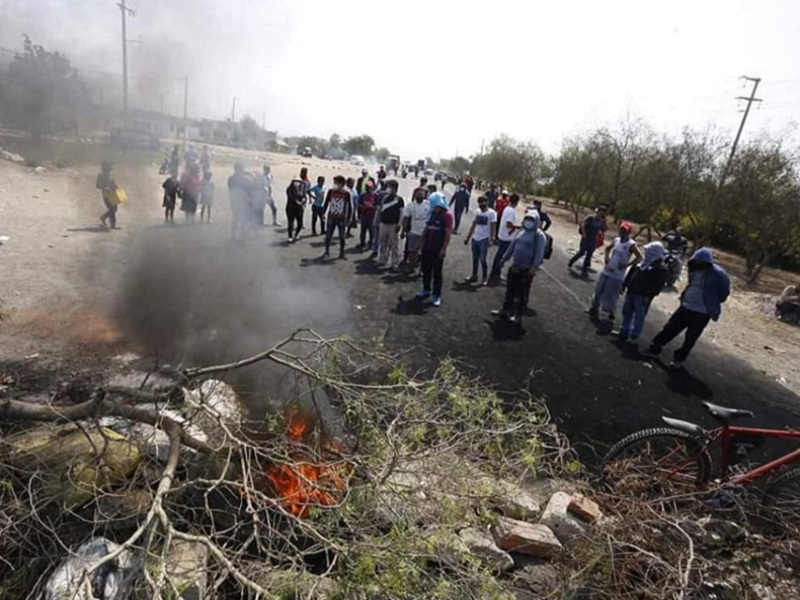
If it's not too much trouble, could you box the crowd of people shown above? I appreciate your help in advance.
[98,148,800,369]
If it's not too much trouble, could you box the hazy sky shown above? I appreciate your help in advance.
[2,0,800,159]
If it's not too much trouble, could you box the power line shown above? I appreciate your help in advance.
[720,76,762,187]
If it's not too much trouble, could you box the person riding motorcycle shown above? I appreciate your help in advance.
[662,227,689,286]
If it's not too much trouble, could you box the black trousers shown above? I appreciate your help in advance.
[421,249,444,297]
[502,266,532,317]
[359,216,374,247]
[311,205,326,235]
[101,198,117,227]
[286,203,304,239]
[650,306,711,362]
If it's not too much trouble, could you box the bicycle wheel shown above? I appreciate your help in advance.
[600,428,713,497]
[762,467,800,530]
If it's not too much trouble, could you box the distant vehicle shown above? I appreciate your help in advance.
[424,168,435,177]
[350,155,365,166]
[386,155,400,174]
[300,146,313,158]
[417,159,426,171]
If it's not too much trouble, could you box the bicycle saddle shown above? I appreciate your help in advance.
[702,401,754,423]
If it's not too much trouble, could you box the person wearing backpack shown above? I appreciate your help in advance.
[490,210,548,325]
[612,241,669,344]
[285,167,311,243]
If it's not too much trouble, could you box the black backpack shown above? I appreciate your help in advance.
[543,232,554,260]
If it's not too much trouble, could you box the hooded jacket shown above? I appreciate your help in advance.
[502,210,547,270]
[682,248,730,321]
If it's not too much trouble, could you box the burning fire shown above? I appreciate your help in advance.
[265,408,350,518]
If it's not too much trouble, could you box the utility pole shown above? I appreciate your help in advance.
[231,97,237,123]
[721,76,762,186]
[117,0,135,115]
[182,77,189,149]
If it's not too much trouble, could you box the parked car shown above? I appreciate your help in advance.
[300,146,313,158]
[350,155,365,166]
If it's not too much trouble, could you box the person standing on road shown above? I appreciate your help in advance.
[199,170,215,223]
[285,168,311,242]
[357,179,378,250]
[401,183,431,274]
[345,177,360,239]
[179,162,201,224]
[463,196,497,285]
[612,241,668,343]
[356,169,370,195]
[322,175,353,259]
[417,193,453,307]
[489,193,521,283]
[491,210,548,325]
[310,176,327,236]
[259,165,280,227]
[533,199,552,232]
[485,183,499,210]
[642,248,730,368]
[200,145,211,176]
[96,161,119,229]
[228,162,253,242]
[588,222,641,322]
[495,190,511,225]
[569,205,608,277]
[377,180,404,270]
[450,184,471,234]
[161,170,179,225]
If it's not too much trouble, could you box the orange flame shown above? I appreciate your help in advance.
[265,408,350,518]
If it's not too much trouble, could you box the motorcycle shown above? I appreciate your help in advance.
[664,250,683,287]
[158,157,171,175]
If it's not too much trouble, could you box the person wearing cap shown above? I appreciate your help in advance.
[569,205,608,277]
[642,248,730,368]
[494,189,511,229]
[491,209,548,325]
[612,241,669,343]
[489,194,521,283]
[417,193,453,307]
[588,222,642,322]
[449,184,471,234]
[96,161,119,229]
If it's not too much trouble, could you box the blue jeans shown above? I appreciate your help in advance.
[621,293,651,339]
[491,240,511,279]
[471,238,489,279]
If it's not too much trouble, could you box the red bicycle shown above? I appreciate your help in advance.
[600,401,800,521]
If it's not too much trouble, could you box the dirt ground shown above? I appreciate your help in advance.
[1,145,799,457]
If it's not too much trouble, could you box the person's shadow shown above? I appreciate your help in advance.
[485,316,526,341]
[451,281,481,294]
[392,296,431,316]
[67,226,110,234]
[663,364,714,399]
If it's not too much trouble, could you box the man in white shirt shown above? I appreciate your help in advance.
[463,196,497,285]
[489,194,520,283]
[401,187,431,273]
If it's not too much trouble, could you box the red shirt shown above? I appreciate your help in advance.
[495,197,510,235]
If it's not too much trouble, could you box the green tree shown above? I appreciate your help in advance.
[473,135,546,193]
[344,135,375,156]
[329,133,342,148]
[0,36,89,137]
[375,147,391,161]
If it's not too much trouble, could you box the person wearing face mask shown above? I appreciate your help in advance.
[322,175,353,259]
[588,222,642,323]
[417,193,453,307]
[401,182,431,274]
[642,248,730,369]
[490,210,547,325]
[462,196,497,285]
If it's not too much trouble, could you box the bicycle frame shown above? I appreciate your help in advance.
[702,425,800,484]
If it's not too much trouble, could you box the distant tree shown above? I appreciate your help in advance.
[446,156,471,174]
[473,135,546,193]
[329,133,342,148]
[344,135,375,157]
[375,147,391,162]
[0,36,89,137]
[239,115,261,144]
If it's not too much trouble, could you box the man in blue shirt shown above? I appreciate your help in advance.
[642,248,730,369]
[310,176,327,236]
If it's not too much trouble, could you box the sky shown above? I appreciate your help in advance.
[1,0,800,159]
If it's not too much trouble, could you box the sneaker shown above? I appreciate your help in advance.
[490,309,508,319]
[465,276,478,283]
[432,296,442,307]
[339,253,347,260]
[481,279,489,287]
[508,314,519,324]
[416,290,431,300]
[587,308,599,319]
[322,252,330,259]
[668,360,685,370]
[272,221,282,227]
[369,252,378,260]
[626,337,639,345]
